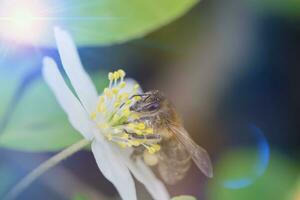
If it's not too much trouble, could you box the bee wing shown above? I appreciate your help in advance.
[168,124,213,178]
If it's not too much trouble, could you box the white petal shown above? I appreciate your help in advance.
[91,141,137,200]
[118,150,170,200]
[42,57,94,140]
[54,27,98,114]
[120,78,143,94]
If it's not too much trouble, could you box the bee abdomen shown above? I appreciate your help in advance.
[157,139,191,185]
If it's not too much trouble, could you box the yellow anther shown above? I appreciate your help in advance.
[90,112,97,120]
[118,69,126,78]
[108,72,114,81]
[97,103,105,112]
[106,134,113,141]
[97,97,106,112]
[130,113,139,120]
[152,144,161,151]
[147,144,161,154]
[137,123,146,130]
[145,128,154,134]
[134,96,142,101]
[135,130,143,135]
[104,88,109,95]
[118,93,129,101]
[98,96,105,103]
[123,93,129,99]
[112,87,119,94]
[98,123,109,129]
[120,81,126,88]
[112,114,120,122]
[148,147,156,154]
[125,99,132,105]
[113,71,120,80]
[129,140,141,146]
[118,143,127,148]
[104,88,112,98]
[127,122,145,131]
[114,102,121,108]
[122,108,131,117]
[134,84,139,90]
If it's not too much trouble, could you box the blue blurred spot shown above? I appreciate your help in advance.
[250,125,270,177]
[222,124,270,189]
[223,178,252,189]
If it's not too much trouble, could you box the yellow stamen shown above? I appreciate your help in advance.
[135,130,143,135]
[134,96,142,101]
[104,88,112,98]
[129,140,141,146]
[90,112,97,120]
[148,144,161,154]
[145,128,154,134]
[106,134,112,141]
[130,113,140,120]
[118,69,126,78]
[118,143,127,148]
[125,99,132,105]
[120,81,126,88]
[134,84,139,90]
[121,133,129,139]
[97,103,105,112]
[137,123,145,130]
[108,72,114,81]
[112,88,119,95]
[122,108,131,117]
[97,123,109,129]
[98,96,105,103]
[114,102,121,108]
[114,71,120,80]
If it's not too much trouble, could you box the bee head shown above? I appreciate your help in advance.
[130,90,165,114]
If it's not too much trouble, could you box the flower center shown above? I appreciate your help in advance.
[90,69,161,154]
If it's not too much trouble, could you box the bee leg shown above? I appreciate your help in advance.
[124,129,162,143]
[131,146,145,161]
[130,133,162,143]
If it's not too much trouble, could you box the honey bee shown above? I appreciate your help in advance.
[130,90,213,185]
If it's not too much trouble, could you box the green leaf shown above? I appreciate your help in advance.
[251,0,300,19]
[0,60,38,118]
[73,194,90,200]
[39,0,199,46]
[0,69,107,152]
[172,195,197,200]
[207,148,299,200]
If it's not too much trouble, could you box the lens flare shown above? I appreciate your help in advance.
[0,0,48,43]
[222,124,270,189]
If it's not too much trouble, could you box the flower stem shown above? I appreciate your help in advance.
[3,139,90,200]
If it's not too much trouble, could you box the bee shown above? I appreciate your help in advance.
[129,90,213,185]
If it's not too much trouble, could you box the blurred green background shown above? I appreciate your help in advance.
[0,0,299,199]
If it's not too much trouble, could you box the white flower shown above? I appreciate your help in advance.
[42,27,170,200]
